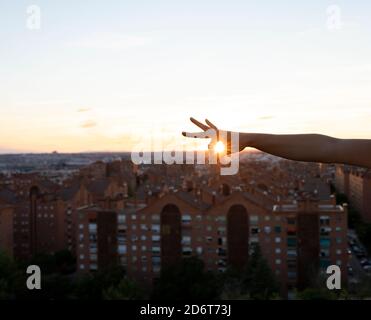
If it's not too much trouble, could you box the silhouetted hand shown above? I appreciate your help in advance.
[182,117,244,155]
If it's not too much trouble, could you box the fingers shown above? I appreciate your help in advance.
[190,117,209,131]
[205,119,218,130]
[182,131,212,139]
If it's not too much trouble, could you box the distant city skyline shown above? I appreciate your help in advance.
[1,1,371,153]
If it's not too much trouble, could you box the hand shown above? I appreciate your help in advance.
[182,117,244,155]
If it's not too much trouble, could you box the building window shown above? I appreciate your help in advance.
[275,237,281,243]
[182,236,191,245]
[152,235,160,242]
[131,214,137,220]
[274,226,281,233]
[336,249,342,255]
[118,214,126,224]
[182,214,192,224]
[132,245,137,251]
[79,254,85,259]
[118,245,127,254]
[141,245,147,251]
[320,216,330,226]
[250,215,259,223]
[79,264,85,270]
[182,247,192,256]
[264,226,271,234]
[275,259,282,265]
[152,224,160,233]
[152,214,160,221]
[275,248,281,254]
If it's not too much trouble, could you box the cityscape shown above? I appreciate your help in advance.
[1,0,371,307]
[1,151,371,299]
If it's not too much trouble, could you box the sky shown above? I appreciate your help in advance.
[1,0,371,153]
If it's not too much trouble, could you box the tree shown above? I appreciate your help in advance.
[242,244,280,299]
[152,256,221,300]
[0,251,18,300]
[297,288,337,300]
[103,278,145,300]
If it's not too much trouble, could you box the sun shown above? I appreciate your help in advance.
[214,141,225,153]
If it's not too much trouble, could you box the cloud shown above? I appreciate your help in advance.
[81,120,97,128]
[66,32,153,50]
[77,108,91,113]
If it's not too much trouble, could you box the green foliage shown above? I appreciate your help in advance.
[152,256,221,300]
[74,264,126,299]
[0,251,18,300]
[103,278,145,300]
[220,244,280,300]
[297,287,337,300]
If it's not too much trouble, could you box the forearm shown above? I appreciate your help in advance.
[240,133,371,168]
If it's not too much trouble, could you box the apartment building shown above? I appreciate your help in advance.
[76,206,118,272]
[115,185,348,295]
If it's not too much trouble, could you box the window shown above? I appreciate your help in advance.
[250,216,259,223]
[264,226,271,234]
[196,247,203,255]
[274,226,281,233]
[275,248,281,254]
[336,249,342,255]
[141,245,147,251]
[90,254,97,261]
[275,237,281,243]
[182,214,192,224]
[287,217,296,225]
[118,214,126,224]
[320,216,330,226]
[287,238,297,247]
[265,216,271,221]
[251,227,260,234]
[152,224,160,233]
[88,223,97,233]
[79,254,85,259]
[132,245,137,251]
[182,236,191,245]
[152,235,160,242]
[320,238,331,248]
[182,247,192,256]
[152,214,160,221]
[118,245,127,254]
[275,259,282,265]
[140,235,147,241]
[79,224,84,230]
[287,249,297,257]
[152,246,160,254]
[131,214,137,220]
[79,264,85,270]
